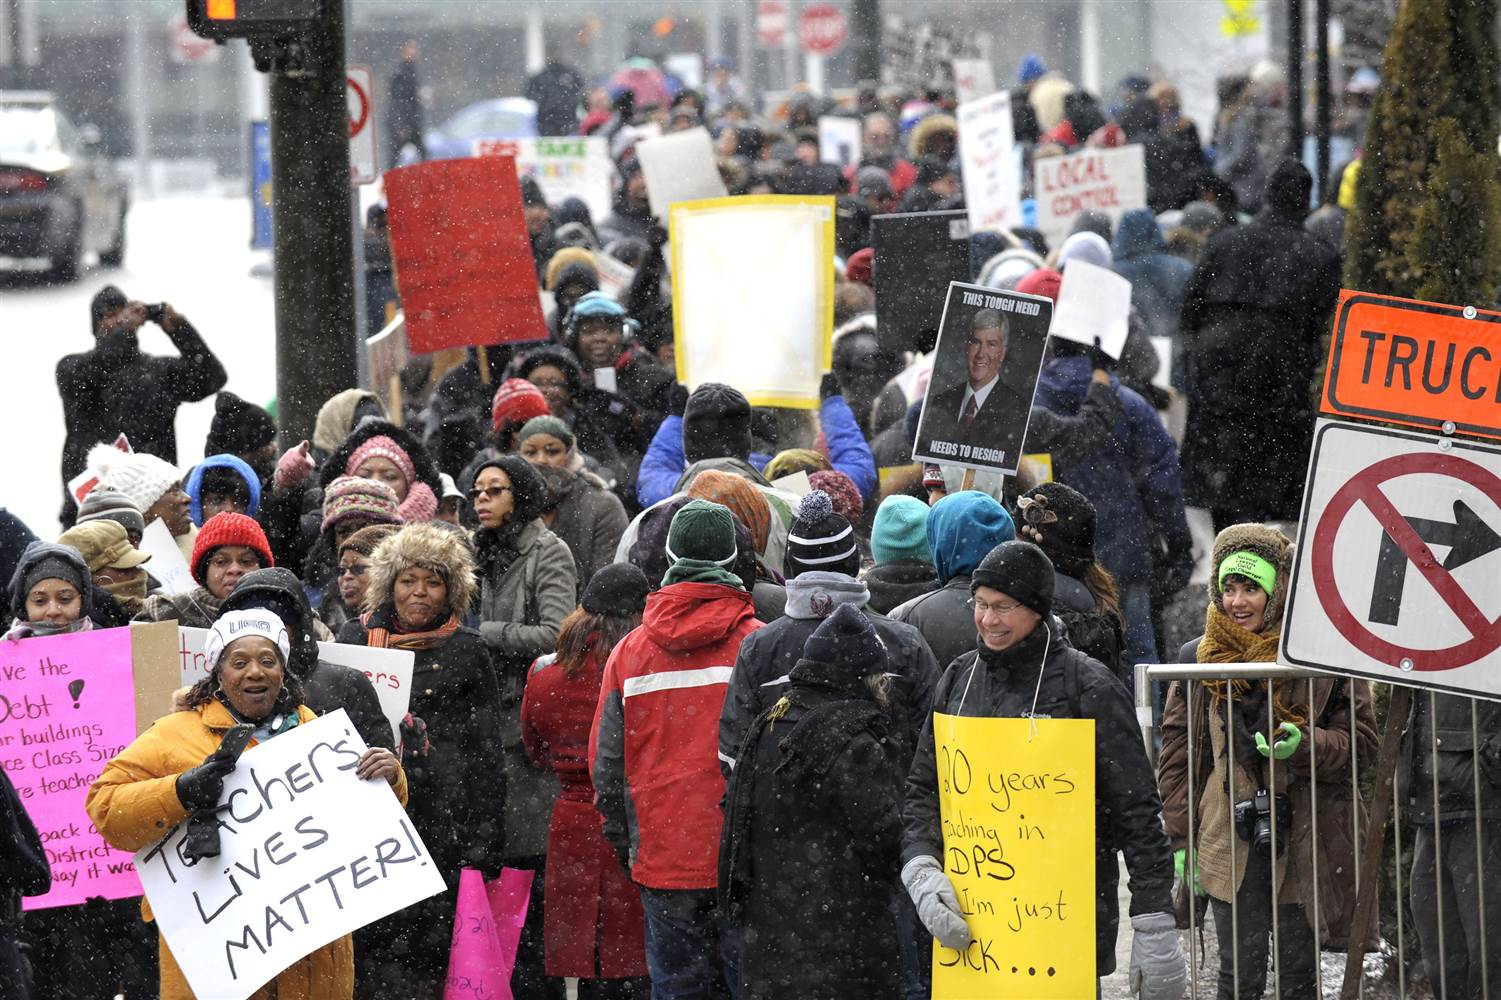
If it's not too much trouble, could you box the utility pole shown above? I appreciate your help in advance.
[850,0,880,84]
[265,0,356,448]
[1287,0,1305,160]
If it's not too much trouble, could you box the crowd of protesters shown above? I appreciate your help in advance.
[0,41,1484,1000]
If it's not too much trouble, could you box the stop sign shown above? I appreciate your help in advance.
[756,0,788,48]
[797,4,848,57]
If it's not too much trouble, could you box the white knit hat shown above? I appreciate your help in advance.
[205,610,291,670]
[87,443,181,515]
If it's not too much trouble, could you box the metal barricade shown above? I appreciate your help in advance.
[1135,664,1495,1000]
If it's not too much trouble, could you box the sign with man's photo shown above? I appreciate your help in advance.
[912,282,1053,475]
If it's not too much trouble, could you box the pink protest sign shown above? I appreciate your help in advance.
[443,867,533,1000]
[0,627,144,908]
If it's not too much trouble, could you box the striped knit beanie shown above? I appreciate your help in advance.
[321,476,402,533]
[784,490,859,579]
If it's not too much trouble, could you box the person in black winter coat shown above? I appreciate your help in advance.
[526,57,586,137]
[56,287,226,521]
[387,41,424,164]
[1,764,49,1000]
[220,567,394,751]
[1179,160,1340,527]
[902,541,1185,989]
[720,604,904,1000]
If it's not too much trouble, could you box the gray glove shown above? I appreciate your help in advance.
[900,856,972,951]
[1129,912,1187,1000]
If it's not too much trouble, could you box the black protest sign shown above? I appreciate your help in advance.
[912,281,1052,475]
[872,210,971,355]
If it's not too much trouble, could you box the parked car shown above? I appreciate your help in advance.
[423,97,537,161]
[0,91,129,280]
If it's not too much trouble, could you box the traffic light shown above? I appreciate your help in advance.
[186,0,325,40]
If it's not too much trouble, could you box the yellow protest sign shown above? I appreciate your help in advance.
[932,713,1096,999]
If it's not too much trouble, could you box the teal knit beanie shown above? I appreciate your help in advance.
[666,499,738,566]
[871,495,933,566]
[518,415,576,451]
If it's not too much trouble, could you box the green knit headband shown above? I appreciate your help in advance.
[1218,550,1276,596]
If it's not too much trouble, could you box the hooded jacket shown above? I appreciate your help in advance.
[533,464,628,594]
[184,454,263,526]
[1111,208,1193,362]
[718,572,939,781]
[7,541,95,626]
[590,581,762,888]
[903,618,1175,975]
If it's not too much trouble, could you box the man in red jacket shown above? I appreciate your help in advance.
[591,499,763,999]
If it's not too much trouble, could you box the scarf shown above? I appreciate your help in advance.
[1198,601,1306,726]
[101,574,149,608]
[3,617,93,641]
[661,558,745,589]
[363,604,461,651]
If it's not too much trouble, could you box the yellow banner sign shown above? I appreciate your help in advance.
[932,713,1096,999]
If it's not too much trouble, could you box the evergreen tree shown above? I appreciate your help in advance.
[1408,119,1501,306]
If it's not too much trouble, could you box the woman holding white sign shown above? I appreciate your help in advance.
[87,609,406,1000]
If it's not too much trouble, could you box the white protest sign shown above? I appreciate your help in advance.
[951,58,997,104]
[818,115,861,168]
[670,195,835,409]
[1050,260,1132,360]
[135,711,444,1000]
[474,136,614,227]
[141,520,196,596]
[1033,144,1146,250]
[595,253,637,301]
[770,471,813,497]
[958,90,1019,234]
[178,628,414,746]
[636,127,728,221]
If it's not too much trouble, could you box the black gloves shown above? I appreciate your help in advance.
[819,372,842,402]
[176,753,237,811]
[667,383,689,417]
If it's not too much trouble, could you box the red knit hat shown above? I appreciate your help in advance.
[491,378,551,435]
[845,247,874,285]
[1016,267,1063,303]
[191,512,274,585]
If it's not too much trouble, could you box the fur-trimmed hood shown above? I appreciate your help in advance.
[318,418,443,497]
[1209,522,1294,629]
[364,522,477,618]
[907,113,957,161]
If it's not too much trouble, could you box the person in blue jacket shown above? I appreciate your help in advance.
[1032,339,1193,670]
[636,377,877,510]
[184,453,263,527]
[1111,208,1193,389]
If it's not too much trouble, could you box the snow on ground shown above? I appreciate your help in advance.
[2,194,276,535]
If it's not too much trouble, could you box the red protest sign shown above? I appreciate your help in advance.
[384,156,546,355]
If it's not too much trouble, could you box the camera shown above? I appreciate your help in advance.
[1233,788,1292,854]
[145,303,164,323]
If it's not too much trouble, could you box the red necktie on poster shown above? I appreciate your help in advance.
[961,395,978,433]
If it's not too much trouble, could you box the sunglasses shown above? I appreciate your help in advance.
[468,485,512,502]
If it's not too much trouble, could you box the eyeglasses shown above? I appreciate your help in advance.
[468,485,512,502]
[338,564,369,578]
[968,597,1024,616]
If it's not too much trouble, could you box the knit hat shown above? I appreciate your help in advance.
[204,609,291,671]
[185,455,263,526]
[803,603,887,677]
[1014,267,1062,303]
[871,495,932,566]
[88,444,181,516]
[845,246,875,285]
[545,247,597,291]
[10,541,90,617]
[1015,482,1097,578]
[682,383,752,466]
[57,520,152,574]
[191,512,273,586]
[667,499,738,566]
[928,491,1016,583]
[784,490,860,579]
[75,486,146,541]
[90,284,128,332]
[1057,231,1113,271]
[762,449,830,482]
[520,175,548,208]
[686,470,772,555]
[345,434,416,485]
[970,540,1055,617]
[321,476,402,534]
[492,378,552,435]
[338,522,399,560]
[1209,522,1295,629]
[205,391,278,457]
[809,470,864,523]
[581,562,651,617]
[1264,159,1313,216]
[1017,53,1047,85]
[518,415,576,452]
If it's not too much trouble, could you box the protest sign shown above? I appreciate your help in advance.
[474,136,613,225]
[0,627,149,908]
[1033,144,1146,250]
[136,710,445,1000]
[931,713,1095,999]
[595,253,637,301]
[140,519,195,596]
[385,156,547,355]
[1050,260,1132,360]
[872,210,971,355]
[177,627,413,746]
[670,195,835,408]
[951,58,997,103]
[957,90,1019,235]
[818,115,861,168]
[132,620,185,735]
[636,127,728,220]
[443,867,534,1000]
[913,282,1053,476]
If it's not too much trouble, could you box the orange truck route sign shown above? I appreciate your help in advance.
[1322,289,1501,440]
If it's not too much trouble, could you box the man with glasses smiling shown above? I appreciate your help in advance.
[917,309,1033,465]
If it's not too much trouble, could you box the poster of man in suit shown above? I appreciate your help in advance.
[913,281,1052,475]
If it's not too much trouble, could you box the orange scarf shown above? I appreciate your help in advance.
[364,611,460,651]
